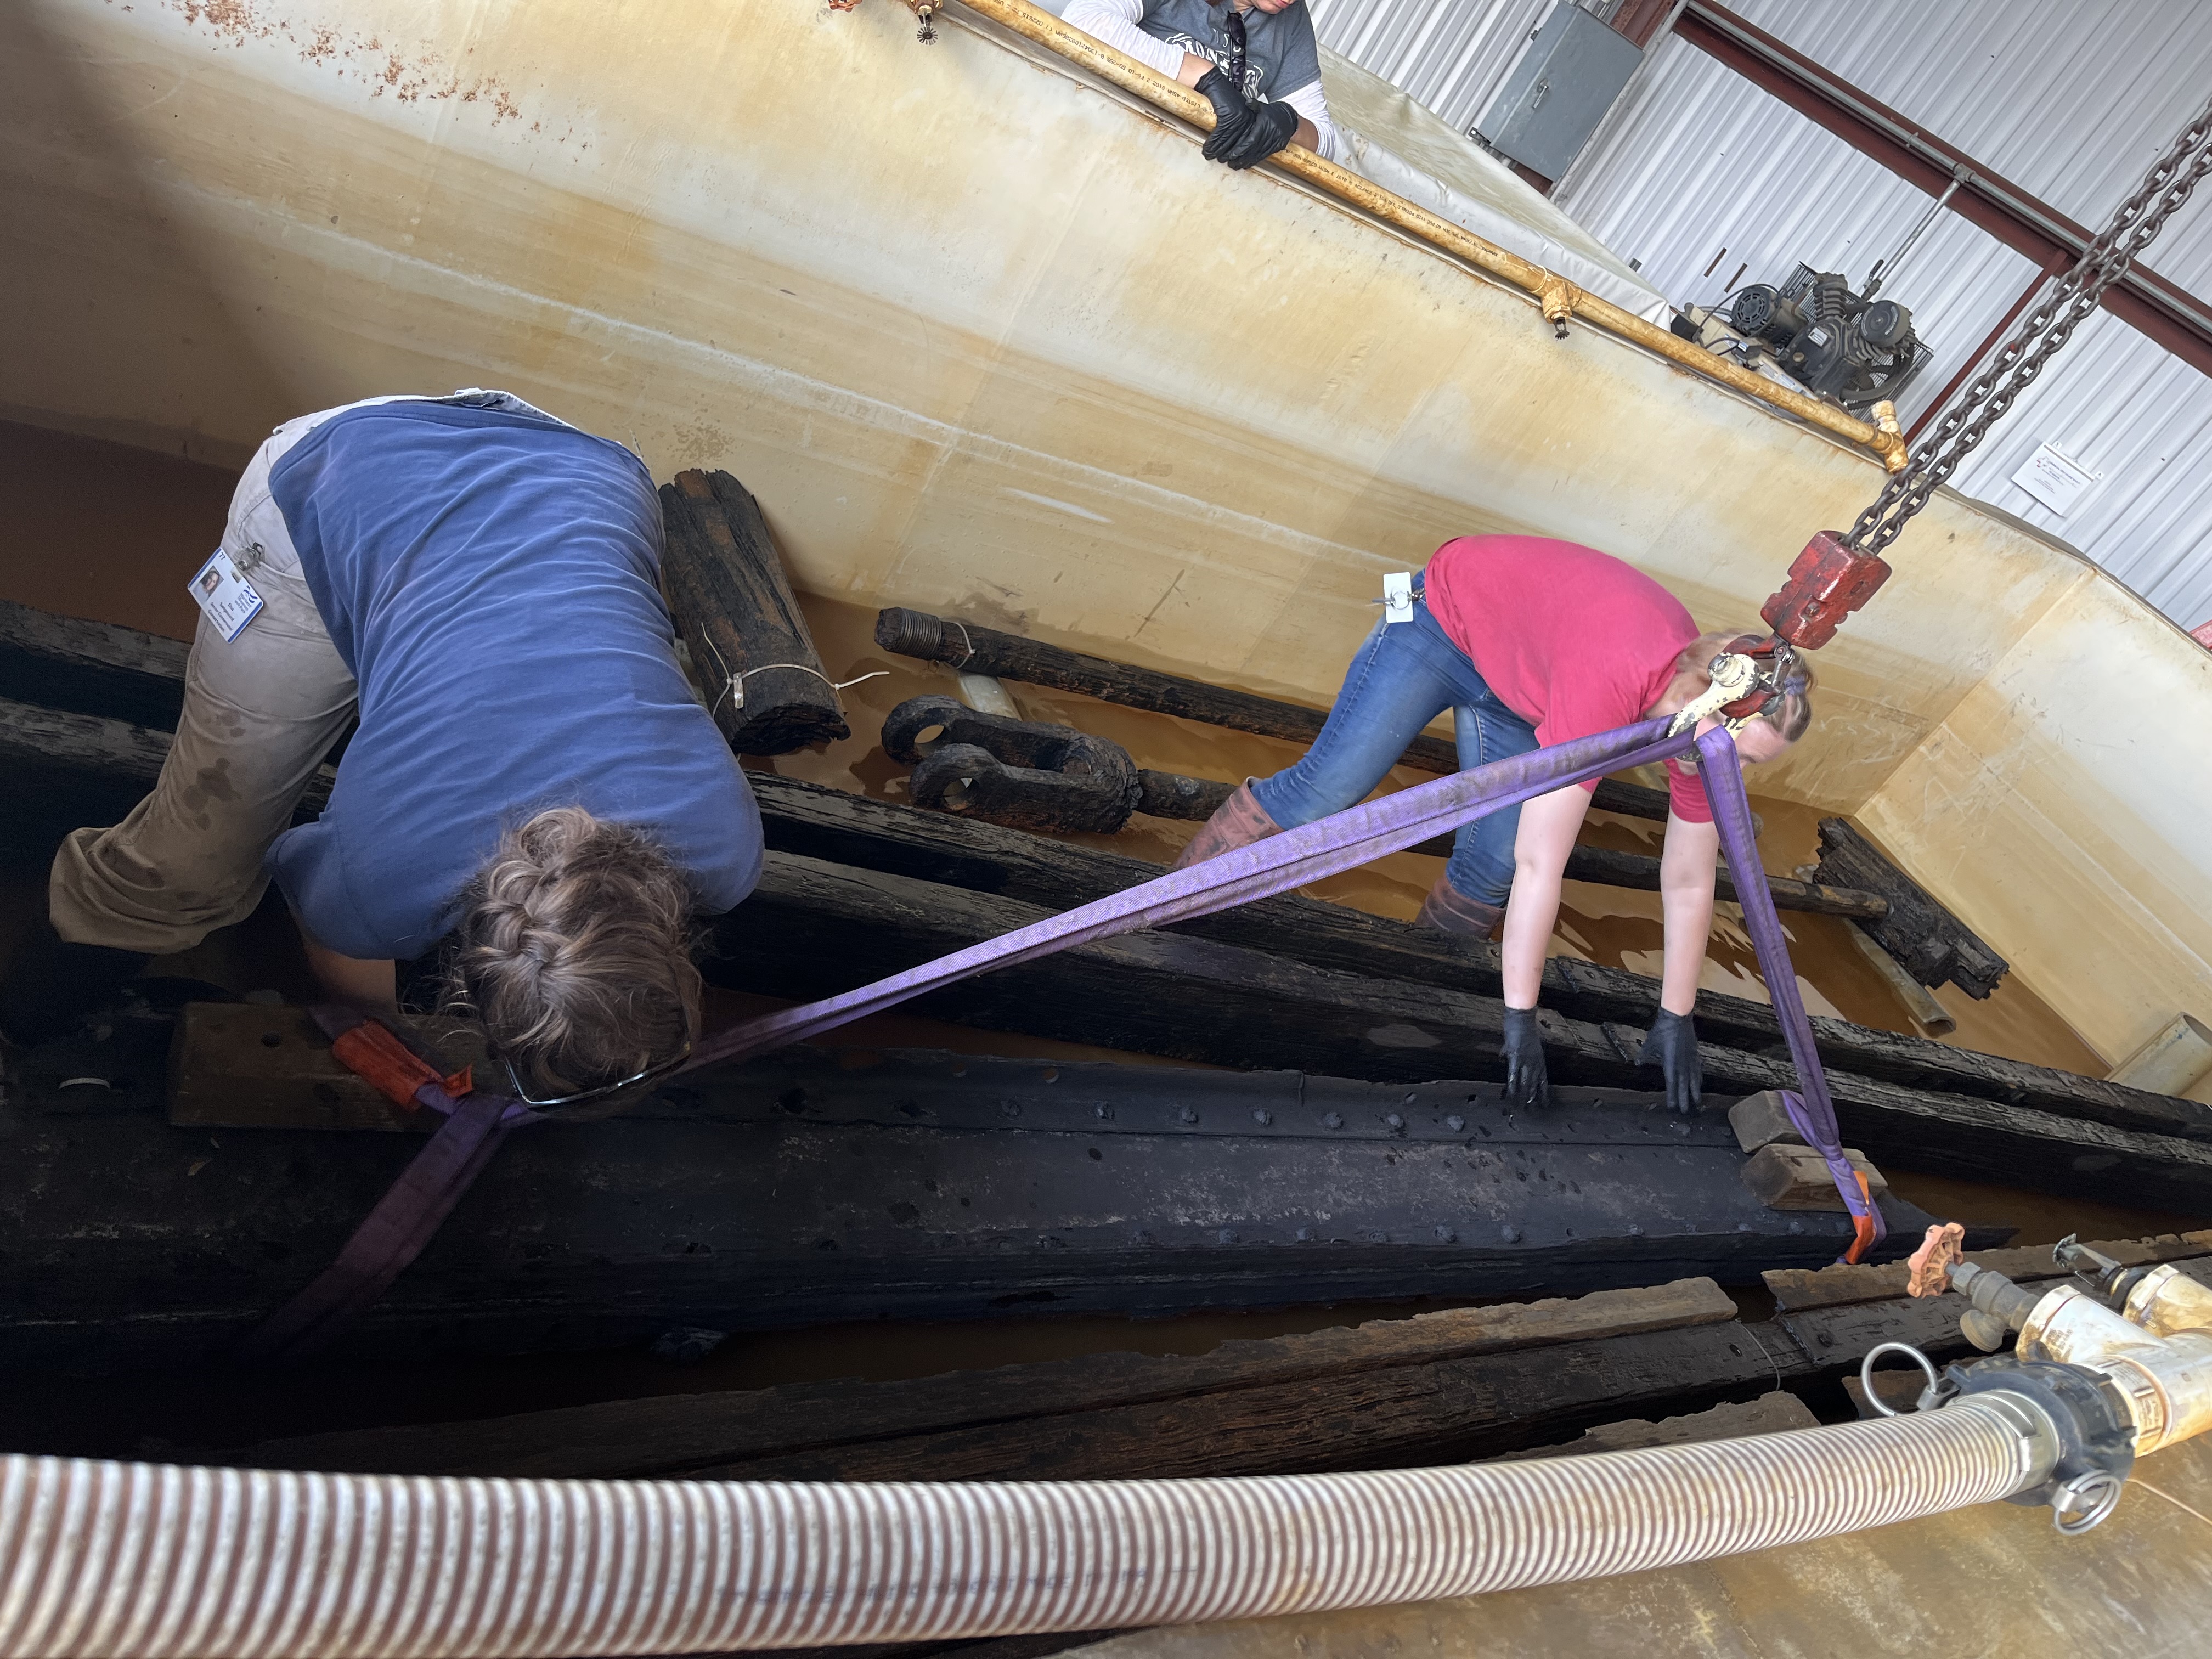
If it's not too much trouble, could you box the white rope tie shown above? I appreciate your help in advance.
[702,634,887,716]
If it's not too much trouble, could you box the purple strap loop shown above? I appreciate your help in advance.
[248,711,1874,1356]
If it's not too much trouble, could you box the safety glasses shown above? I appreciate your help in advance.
[502,1039,693,1113]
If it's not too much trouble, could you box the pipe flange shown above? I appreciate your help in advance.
[1944,1356,2136,1527]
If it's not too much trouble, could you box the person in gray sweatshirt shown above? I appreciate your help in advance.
[1064,0,1340,170]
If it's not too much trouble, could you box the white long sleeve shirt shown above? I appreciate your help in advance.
[1063,0,1342,163]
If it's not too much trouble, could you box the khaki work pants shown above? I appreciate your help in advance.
[48,412,360,953]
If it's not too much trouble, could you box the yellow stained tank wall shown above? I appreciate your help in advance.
[2,0,2206,1045]
[1862,568,2212,1074]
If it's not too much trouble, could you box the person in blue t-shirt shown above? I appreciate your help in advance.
[0,392,763,1107]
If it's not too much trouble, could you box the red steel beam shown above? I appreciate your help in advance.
[1675,0,2212,380]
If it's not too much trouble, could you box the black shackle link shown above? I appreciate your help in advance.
[1844,93,2212,558]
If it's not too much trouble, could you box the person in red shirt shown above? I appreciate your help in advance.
[1174,535,1814,1113]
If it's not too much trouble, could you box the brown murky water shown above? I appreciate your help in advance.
[0,422,2196,1457]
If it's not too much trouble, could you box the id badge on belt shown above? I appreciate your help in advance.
[1381,571,1415,624]
[187,549,266,642]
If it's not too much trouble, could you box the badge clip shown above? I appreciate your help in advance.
[1382,571,1414,625]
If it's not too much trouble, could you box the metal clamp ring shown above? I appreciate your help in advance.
[1860,1341,1940,1417]
[2050,1470,2125,1536]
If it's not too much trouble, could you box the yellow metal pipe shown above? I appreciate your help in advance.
[950,0,1906,471]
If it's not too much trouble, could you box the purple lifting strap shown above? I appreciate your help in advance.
[247,715,1875,1357]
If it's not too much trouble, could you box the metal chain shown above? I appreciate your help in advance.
[1844,94,2212,555]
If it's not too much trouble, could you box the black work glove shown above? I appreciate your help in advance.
[1195,69,1254,160]
[1501,1005,1550,1110]
[1639,1007,1703,1115]
[1213,98,1299,170]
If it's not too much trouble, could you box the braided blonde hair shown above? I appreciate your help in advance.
[445,806,701,1095]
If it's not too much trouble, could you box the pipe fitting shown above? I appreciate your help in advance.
[2124,1263,2212,1338]
[2020,1284,2212,1456]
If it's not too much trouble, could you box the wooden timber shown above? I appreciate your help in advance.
[1762,1231,2212,1312]
[660,470,850,754]
[1740,1143,1887,1209]
[1562,843,1888,921]
[17,1026,1951,1372]
[737,772,2211,1144]
[708,846,2212,1210]
[0,633,2201,1189]
[1813,817,2009,997]
[1487,1391,1819,1460]
[0,598,189,732]
[226,1256,2112,1490]
[227,1278,1740,1476]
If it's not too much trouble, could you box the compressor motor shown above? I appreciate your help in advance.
[1724,266,1924,411]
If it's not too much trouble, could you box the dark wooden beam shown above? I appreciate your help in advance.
[13,1022,1932,1372]
[223,1278,1742,1476]
[703,850,2212,1211]
[740,773,2203,1145]
[1812,818,2007,997]
[661,471,850,754]
[0,599,188,732]
[1676,1,2212,377]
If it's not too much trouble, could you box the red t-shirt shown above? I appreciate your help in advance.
[1423,534,1710,822]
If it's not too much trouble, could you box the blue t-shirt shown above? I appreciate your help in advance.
[264,399,762,960]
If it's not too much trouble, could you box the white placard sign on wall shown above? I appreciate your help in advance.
[2011,442,2098,516]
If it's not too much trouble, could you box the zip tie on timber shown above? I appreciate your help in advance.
[872,0,1905,471]
[700,633,887,716]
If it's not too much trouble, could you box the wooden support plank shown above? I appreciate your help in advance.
[1487,1391,1818,1460]
[1813,818,2009,997]
[661,470,849,754]
[0,600,2156,1139]
[168,1003,487,1132]
[1740,1143,1887,1209]
[710,850,2212,1211]
[740,772,2211,1144]
[229,1278,1739,1477]
[0,599,189,732]
[1564,844,1888,921]
[1763,1232,2212,1312]
[27,1022,1918,1372]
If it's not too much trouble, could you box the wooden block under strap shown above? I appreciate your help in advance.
[168,1002,487,1133]
[1729,1089,1804,1153]
[1741,1142,1888,1210]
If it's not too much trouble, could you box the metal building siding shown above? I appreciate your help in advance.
[1308,0,1555,136]
[1325,0,2212,630]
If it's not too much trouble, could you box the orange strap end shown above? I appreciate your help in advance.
[1841,1170,1877,1265]
[330,1020,467,1111]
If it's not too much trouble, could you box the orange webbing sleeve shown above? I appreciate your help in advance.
[329,1020,472,1109]
[1842,1170,1877,1264]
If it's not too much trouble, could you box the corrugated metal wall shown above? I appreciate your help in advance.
[1314,0,2212,630]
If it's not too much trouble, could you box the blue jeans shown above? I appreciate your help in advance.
[1251,598,1537,906]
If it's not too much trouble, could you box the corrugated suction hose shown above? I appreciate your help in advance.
[1,1401,2042,1657]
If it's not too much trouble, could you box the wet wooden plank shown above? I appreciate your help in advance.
[1763,1232,2212,1312]
[1814,818,2009,997]
[1565,844,1888,921]
[742,774,2209,1143]
[1740,1143,1887,1209]
[0,599,189,732]
[1487,1391,1819,1460]
[230,1278,1738,1477]
[715,851,2212,1211]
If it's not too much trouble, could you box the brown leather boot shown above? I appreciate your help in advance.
[1171,780,1284,870]
[1415,873,1506,939]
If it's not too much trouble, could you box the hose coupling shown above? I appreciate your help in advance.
[1944,1356,2138,1533]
